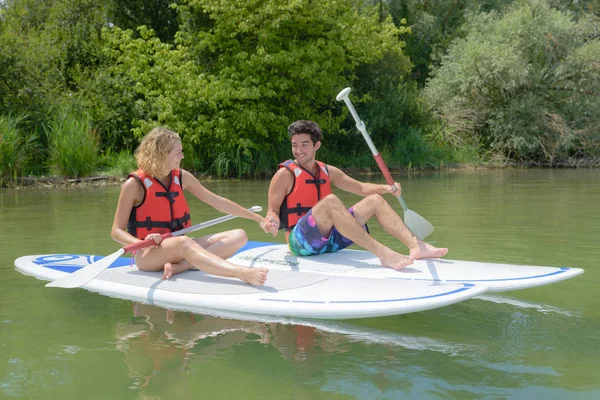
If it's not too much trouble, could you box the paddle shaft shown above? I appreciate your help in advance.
[336,89,408,211]
[122,205,262,254]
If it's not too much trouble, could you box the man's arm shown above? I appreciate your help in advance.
[328,165,401,197]
[266,168,294,234]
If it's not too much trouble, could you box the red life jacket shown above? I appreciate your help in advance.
[127,169,191,239]
[278,159,332,230]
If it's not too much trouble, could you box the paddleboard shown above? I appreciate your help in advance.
[14,254,489,320]
[230,242,584,292]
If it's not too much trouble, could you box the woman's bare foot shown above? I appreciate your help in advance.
[378,249,413,270]
[162,262,193,280]
[238,267,268,286]
[409,241,448,260]
[162,263,174,280]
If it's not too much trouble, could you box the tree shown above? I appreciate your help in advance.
[79,0,410,176]
[108,0,181,43]
[385,0,512,86]
[424,0,600,163]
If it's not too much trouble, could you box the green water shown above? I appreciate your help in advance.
[1,169,598,399]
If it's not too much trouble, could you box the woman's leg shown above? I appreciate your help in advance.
[195,229,248,259]
[158,229,248,277]
[135,235,267,285]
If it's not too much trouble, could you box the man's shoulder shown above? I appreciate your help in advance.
[274,166,294,178]
[325,163,342,174]
[278,159,295,168]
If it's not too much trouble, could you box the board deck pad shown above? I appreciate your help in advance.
[15,254,490,320]
[229,242,584,292]
[97,266,329,295]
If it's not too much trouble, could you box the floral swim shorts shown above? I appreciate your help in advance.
[287,207,368,256]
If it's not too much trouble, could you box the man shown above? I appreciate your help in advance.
[265,120,448,269]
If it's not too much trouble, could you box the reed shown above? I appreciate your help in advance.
[98,150,137,177]
[0,114,39,184]
[46,108,99,178]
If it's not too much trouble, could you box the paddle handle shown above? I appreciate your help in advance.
[122,233,174,253]
[122,205,263,254]
[374,154,408,211]
[337,88,407,210]
[373,153,394,187]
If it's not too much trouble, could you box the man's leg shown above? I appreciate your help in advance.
[310,194,413,269]
[351,194,448,259]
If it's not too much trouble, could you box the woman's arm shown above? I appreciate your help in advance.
[182,170,277,233]
[265,168,294,232]
[111,178,145,246]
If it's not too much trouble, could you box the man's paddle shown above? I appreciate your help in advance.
[336,87,434,239]
[46,206,263,289]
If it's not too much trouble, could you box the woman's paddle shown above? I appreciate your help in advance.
[336,87,434,239]
[46,206,263,289]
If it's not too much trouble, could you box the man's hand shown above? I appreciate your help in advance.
[387,182,402,197]
[260,217,279,237]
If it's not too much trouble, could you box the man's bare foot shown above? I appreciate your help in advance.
[409,241,448,260]
[378,249,413,270]
[238,267,268,286]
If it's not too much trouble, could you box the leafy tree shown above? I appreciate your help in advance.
[547,0,600,18]
[382,0,596,86]
[178,0,408,176]
[0,0,59,118]
[0,0,107,153]
[108,0,181,43]
[383,0,513,86]
[78,0,410,176]
[424,0,600,163]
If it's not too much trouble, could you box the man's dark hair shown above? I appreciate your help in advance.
[287,120,323,144]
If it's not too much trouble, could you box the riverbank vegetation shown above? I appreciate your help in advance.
[1,0,598,186]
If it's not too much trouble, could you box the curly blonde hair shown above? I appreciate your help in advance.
[135,127,181,177]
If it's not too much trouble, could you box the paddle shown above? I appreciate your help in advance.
[46,205,263,289]
[336,87,434,240]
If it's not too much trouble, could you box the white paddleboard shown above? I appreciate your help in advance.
[230,242,584,292]
[14,254,489,320]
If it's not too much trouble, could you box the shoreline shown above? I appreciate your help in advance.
[4,159,599,190]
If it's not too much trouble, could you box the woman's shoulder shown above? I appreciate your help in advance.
[121,175,142,191]
[180,168,195,179]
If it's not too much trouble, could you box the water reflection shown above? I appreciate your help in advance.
[115,303,269,389]
[111,298,600,398]
[113,298,597,398]
[114,303,488,393]
[2,295,598,399]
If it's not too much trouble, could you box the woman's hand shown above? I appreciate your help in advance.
[260,217,279,237]
[144,233,163,247]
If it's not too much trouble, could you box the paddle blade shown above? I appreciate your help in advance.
[46,248,125,288]
[404,209,434,240]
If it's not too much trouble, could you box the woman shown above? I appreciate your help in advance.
[111,127,273,285]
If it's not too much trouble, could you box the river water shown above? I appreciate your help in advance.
[1,169,598,399]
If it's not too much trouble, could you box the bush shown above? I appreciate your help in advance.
[424,0,600,163]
